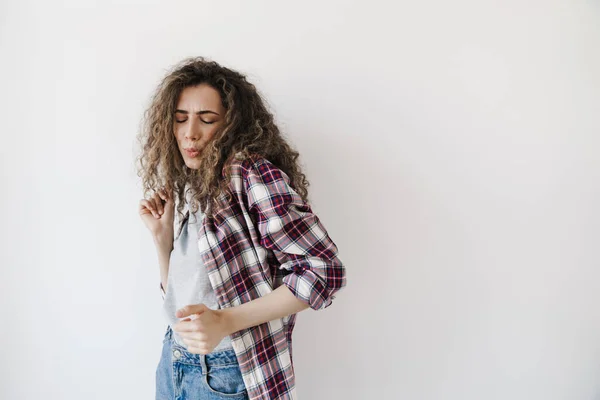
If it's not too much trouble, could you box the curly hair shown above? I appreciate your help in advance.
[135,56,310,221]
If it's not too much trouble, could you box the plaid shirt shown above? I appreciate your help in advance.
[159,152,347,399]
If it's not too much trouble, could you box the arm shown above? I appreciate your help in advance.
[240,157,347,311]
[160,283,166,300]
[219,284,309,335]
[175,284,309,351]
[154,238,173,299]
[173,157,346,350]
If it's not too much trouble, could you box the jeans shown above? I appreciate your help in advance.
[156,325,249,399]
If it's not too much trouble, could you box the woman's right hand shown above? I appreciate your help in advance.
[139,189,175,249]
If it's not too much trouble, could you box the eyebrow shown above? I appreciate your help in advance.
[175,109,220,116]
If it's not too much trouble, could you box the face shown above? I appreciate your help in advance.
[173,83,226,169]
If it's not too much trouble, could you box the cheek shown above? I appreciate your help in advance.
[173,128,183,142]
[207,126,221,140]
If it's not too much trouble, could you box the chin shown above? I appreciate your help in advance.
[185,160,201,170]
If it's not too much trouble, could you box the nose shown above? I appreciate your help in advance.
[183,119,202,141]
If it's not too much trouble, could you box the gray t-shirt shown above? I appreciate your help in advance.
[162,202,233,351]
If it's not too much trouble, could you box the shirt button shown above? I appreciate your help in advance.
[173,349,181,359]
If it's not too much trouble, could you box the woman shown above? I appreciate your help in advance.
[136,57,347,400]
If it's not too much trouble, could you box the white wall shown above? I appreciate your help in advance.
[1,0,599,399]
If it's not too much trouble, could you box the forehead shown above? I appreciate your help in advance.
[176,83,223,111]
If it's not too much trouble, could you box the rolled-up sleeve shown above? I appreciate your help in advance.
[242,157,347,310]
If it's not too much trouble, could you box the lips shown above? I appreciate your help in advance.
[184,148,200,157]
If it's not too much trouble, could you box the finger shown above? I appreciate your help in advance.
[178,331,193,339]
[172,319,201,333]
[177,331,205,340]
[157,191,166,209]
[161,190,175,215]
[150,195,161,216]
[154,193,164,215]
[149,197,161,218]
[176,304,208,319]
[158,189,169,203]
[139,200,150,215]
[159,188,174,205]
[139,200,158,218]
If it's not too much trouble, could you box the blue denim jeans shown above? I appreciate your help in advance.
[156,325,249,399]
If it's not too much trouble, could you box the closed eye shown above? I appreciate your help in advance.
[175,119,215,124]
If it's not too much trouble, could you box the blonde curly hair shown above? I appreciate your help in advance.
[135,56,310,220]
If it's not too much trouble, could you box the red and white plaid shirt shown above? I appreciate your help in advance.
[160,152,347,399]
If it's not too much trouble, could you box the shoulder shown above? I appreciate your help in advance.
[224,152,299,206]
[226,152,289,184]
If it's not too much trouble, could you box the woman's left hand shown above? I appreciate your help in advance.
[172,304,231,355]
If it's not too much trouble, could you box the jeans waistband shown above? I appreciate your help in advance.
[165,325,239,368]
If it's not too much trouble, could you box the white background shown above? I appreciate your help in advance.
[1,1,599,399]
